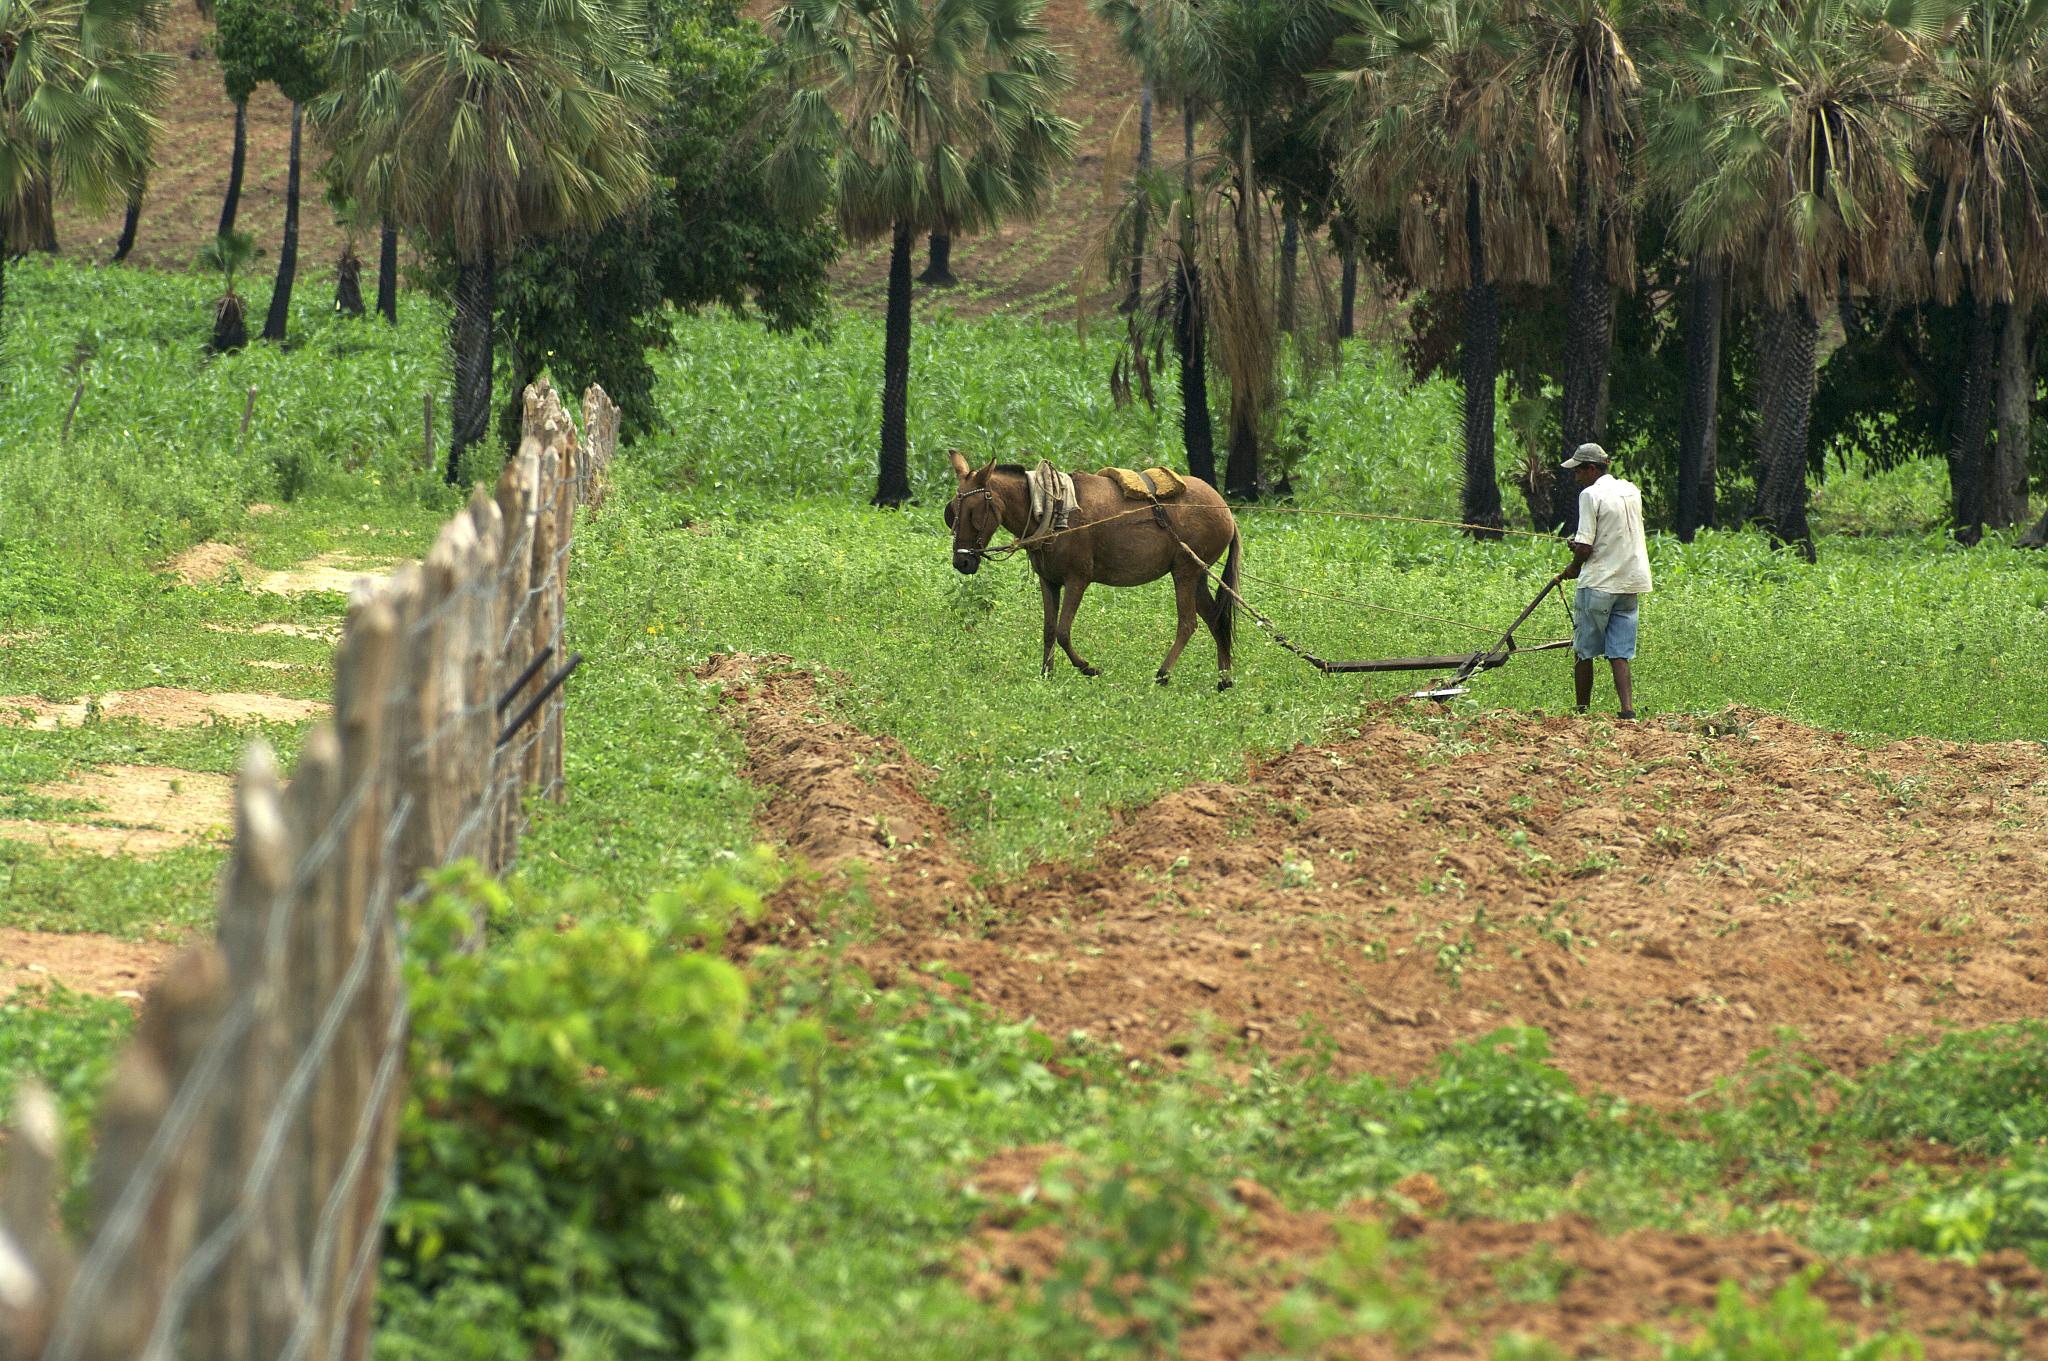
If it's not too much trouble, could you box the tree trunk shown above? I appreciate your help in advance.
[1174,106,1215,488]
[1947,292,1998,545]
[1122,79,1152,314]
[1176,259,1216,487]
[211,293,248,354]
[918,231,956,288]
[1551,165,1612,533]
[219,99,248,238]
[377,219,399,324]
[261,102,303,344]
[30,183,57,253]
[1461,178,1505,537]
[876,223,915,506]
[449,250,495,487]
[113,193,141,262]
[335,251,365,317]
[1751,304,1820,560]
[1676,254,1723,542]
[1222,116,1262,501]
[1991,303,2031,529]
[1277,203,1299,335]
[1338,245,1357,341]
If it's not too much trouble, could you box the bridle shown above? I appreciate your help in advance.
[946,484,1002,559]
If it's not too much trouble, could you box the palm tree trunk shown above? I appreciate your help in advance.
[1176,259,1216,487]
[918,232,956,288]
[1461,178,1505,538]
[1338,244,1357,341]
[1277,202,1299,335]
[219,99,248,238]
[1751,304,1819,561]
[876,222,915,506]
[30,183,57,253]
[377,220,399,325]
[1174,107,1214,487]
[335,251,365,317]
[1947,292,1998,545]
[1991,303,2031,530]
[1676,254,1723,542]
[261,102,303,344]
[1551,167,1612,534]
[449,250,495,486]
[1121,78,1152,314]
[1223,116,1262,501]
[114,193,141,262]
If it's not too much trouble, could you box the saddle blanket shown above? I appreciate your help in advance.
[1026,460,1077,539]
[1099,465,1188,501]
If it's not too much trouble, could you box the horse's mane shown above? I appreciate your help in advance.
[991,463,1028,475]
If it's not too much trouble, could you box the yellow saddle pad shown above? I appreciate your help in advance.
[1099,465,1188,501]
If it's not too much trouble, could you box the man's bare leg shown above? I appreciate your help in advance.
[1611,659,1634,717]
[1575,658,1594,711]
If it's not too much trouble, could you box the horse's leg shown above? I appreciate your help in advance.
[1156,567,1201,685]
[1040,576,1062,677]
[1056,578,1098,676]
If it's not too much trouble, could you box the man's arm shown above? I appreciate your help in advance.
[1564,488,1596,578]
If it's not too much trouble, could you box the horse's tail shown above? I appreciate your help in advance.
[1198,521,1240,652]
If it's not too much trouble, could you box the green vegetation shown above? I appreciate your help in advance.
[8,267,2048,1359]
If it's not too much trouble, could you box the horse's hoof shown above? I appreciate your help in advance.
[1155,670,1170,686]
[1217,674,1234,692]
[1079,666,1101,678]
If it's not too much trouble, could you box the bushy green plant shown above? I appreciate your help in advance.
[1406,1027,1592,1157]
[1830,1023,2048,1154]
[377,864,764,1361]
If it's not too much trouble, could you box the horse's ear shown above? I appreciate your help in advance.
[948,449,972,483]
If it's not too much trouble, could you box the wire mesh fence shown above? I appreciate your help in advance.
[0,379,619,1361]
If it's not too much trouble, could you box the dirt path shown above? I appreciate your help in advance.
[702,655,2048,1104]
[0,929,177,1000]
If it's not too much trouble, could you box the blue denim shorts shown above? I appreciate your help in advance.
[1573,587,1640,661]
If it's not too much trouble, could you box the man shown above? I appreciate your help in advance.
[1560,442,1652,719]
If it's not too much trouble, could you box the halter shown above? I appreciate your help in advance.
[945,483,998,532]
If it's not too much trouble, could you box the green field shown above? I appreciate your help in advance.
[5,261,2048,1359]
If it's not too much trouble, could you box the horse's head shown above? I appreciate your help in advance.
[944,449,1001,574]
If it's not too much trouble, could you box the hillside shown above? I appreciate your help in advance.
[55,0,1140,319]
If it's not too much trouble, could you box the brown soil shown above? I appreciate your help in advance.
[0,929,177,1000]
[0,765,233,857]
[704,656,2048,1106]
[168,541,252,586]
[167,543,395,596]
[961,1148,2048,1361]
[0,688,326,730]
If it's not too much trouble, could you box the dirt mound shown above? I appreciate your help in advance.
[0,929,176,1000]
[0,765,233,857]
[696,654,979,940]
[164,544,394,595]
[0,688,326,730]
[710,663,2048,1103]
[168,541,251,585]
[960,1147,2048,1360]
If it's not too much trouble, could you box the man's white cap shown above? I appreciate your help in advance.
[1560,442,1611,469]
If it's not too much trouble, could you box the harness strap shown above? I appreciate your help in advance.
[1137,468,1170,530]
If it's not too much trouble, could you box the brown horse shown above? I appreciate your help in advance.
[945,451,1242,689]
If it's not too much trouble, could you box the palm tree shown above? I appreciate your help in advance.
[1664,0,1951,560]
[1324,0,1556,536]
[0,0,170,325]
[319,0,664,484]
[1520,0,1642,532]
[199,229,256,350]
[329,189,366,316]
[1094,0,1158,313]
[771,0,1077,506]
[1151,0,1339,500]
[1920,0,2048,542]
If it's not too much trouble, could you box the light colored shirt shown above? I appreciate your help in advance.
[1573,473,1653,595]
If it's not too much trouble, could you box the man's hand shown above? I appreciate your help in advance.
[1564,541,1591,580]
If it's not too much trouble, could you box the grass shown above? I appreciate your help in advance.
[7,262,2048,1358]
